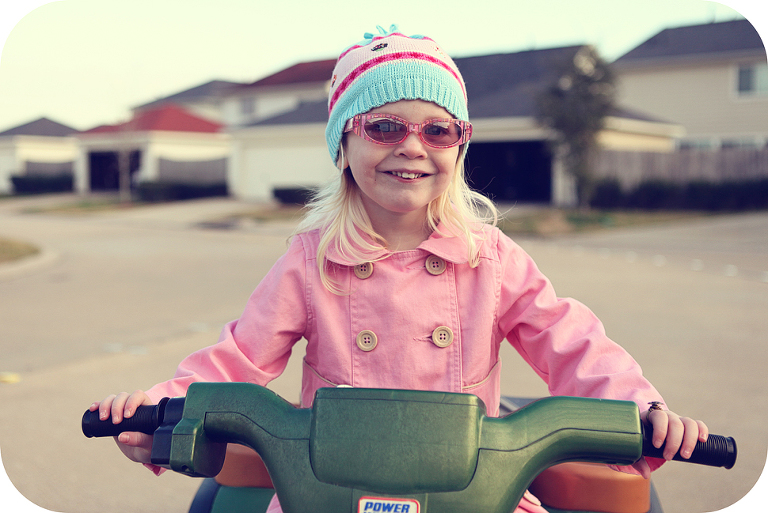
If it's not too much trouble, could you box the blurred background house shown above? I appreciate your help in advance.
[595,18,768,194]
[134,45,682,206]
[3,18,765,208]
[614,19,766,151]
[0,117,78,194]
[74,104,230,199]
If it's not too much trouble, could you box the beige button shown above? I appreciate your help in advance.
[432,326,454,348]
[425,255,446,276]
[356,330,378,351]
[353,262,374,279]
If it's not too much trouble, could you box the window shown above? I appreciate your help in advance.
[678,139,714,150]
[240,97,256,117]
[721,138,759,149]
[737,62,768,96]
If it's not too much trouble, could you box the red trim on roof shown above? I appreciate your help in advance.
[83,104,222,134]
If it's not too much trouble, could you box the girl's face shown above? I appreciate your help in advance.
[343,100,460,226]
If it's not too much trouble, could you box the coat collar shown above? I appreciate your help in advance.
[324,223,476,266]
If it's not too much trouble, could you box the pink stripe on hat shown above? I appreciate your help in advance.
[329,51,466,113]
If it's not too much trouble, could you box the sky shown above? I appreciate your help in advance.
[0,0,765,133]
[0,1,767,512]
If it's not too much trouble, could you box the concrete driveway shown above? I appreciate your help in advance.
[0,195,766,513]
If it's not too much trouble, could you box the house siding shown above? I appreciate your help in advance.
[229,124,334,200]
[616,59,768,144]
[0,136,79,193]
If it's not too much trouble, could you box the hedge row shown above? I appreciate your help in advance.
[11,174,767,211]
[135,182,228,202]
[273,187,316,205]
[590,178,768,211]
[11,174,73,194]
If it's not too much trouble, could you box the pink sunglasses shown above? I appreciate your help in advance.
[344,113,472,149]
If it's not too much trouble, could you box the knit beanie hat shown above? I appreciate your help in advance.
[325,25,469,164]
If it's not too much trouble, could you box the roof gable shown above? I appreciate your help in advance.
[456,46,583,118]
[615,19,765,63]
[0,117,78,137]
[83,104,222,134]
[251,99,328,126]
[135,80,241,111]
[134,61,337,110]
[243,59,337,88]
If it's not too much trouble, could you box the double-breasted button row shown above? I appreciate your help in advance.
[352,255,446,280]
[354,326,454,351]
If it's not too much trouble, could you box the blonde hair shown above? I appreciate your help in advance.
[295,144,498,293]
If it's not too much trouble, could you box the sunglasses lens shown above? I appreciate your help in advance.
[364,119,407,143]
[422,121,463,147]
[360,117,466,147]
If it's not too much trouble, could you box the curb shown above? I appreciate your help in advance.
[0,249,61,281]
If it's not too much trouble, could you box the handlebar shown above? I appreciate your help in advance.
[642,426,736,469]
[81,384,737,513]
[82,397,171,438]
[82,389,737,470]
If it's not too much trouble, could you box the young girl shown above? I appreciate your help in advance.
[91,26,708,513]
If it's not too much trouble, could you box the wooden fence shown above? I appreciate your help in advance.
[593,147,768,190]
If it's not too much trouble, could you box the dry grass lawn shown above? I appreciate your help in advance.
[0,237,39,263]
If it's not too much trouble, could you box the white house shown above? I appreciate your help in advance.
[75,104,231,193]
[0,117,79,194]
[133,80,241,124]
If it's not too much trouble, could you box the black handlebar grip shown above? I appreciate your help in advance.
[643,428,737,469]
[82,398,168,438]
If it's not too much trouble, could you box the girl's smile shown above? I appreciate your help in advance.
[387,169,429,180]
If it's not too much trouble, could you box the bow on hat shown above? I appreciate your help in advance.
[363,24,398,40]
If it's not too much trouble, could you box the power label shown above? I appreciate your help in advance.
[358,497,420,513]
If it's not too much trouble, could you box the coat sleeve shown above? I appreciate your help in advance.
[145,235,309,403]
[494,231,664,473]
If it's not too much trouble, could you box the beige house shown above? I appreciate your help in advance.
[0,118,79,194]
[613,18,767,150]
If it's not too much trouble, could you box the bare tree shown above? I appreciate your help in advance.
[537,46,615,209]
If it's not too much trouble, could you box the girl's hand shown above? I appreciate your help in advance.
[632,405,709,479]
[88,390,154,464]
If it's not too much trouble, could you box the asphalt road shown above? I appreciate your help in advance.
[0,195,766,513]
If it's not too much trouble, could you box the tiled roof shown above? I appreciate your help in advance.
[83,104,222,134]
[0,117,78,137]
[615,18,765,63]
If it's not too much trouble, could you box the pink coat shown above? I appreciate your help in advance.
[146,225,664,512]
